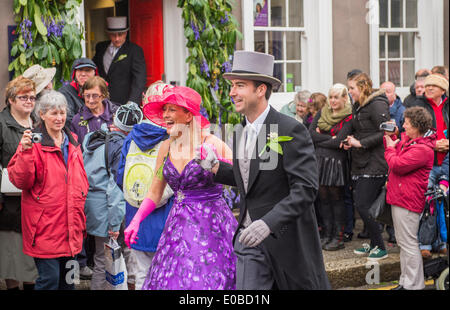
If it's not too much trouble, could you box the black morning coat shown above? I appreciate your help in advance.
[93,40,147,105]
[215,106,331,290]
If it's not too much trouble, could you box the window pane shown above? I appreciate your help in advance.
[380,34,386,58]
[286,63,301,92]
[271,0,285,27]
[274,63,284,92]
[403,60,415,87]
[286,32,301,60]
[388,61,401,86]
[380,61,386,83]
[380,0,389,28]
[391,0,403,27]
[405,0,418,28]
[402,32,415,58]
[388,35,400,58]
[289,0,303,27]
[268,31,283,60]
[254,31,266,53]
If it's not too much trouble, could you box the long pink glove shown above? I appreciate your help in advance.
[124,198,156,248]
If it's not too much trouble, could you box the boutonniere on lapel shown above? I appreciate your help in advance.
[259,132,293,157]
[115,54,128,63]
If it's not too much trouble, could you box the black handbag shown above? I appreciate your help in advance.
[368,185,393,226]
[418,200,438,245]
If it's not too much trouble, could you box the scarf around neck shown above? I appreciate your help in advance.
[317,104,352,132]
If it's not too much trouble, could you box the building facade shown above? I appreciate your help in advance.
[1,0,448,110]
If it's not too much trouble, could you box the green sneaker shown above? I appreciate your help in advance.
[367,246,388,261]
[353,243,372,255]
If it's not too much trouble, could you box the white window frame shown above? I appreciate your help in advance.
[242,0,333,110]
[369,0,444,99]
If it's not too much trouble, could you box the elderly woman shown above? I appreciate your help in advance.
[294,90,311,124]
[0,76,38,290]
[309,84,353,251]
[71,76,119,146]
[344,73,391,261]
[7,90,89,290]
[384,107,436,290]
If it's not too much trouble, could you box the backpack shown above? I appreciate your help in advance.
[82,130,126,237]
[123,140,173,208]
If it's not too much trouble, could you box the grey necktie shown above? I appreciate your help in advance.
[245,125,257,159]
[103,45,115,74]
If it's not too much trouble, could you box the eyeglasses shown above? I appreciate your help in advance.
[83,93,102,100]
[16,95,36,102]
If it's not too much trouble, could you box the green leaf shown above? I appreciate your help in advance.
[34,4,48,36]
[11,45,18,57]
[189,63,197,75]
[8,59,17,72]
[275,136,294,142]
[268,142,283,155]
[19,52,26,65]
[19,0,27,6]
[72,41,82,58]
[42,45,48,59]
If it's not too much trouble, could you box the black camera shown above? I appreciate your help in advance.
[341,139,349,145]
[31,133,43,143]
[379,122,397,132]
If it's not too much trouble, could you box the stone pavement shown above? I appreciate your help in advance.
[0,218,410,290]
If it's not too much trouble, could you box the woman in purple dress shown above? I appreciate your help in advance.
[124,86,237,290]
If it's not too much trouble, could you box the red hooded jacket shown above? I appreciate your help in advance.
[7,128,89,258]
[384,132,437,214]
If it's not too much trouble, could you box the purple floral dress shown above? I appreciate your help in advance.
[141,157,237,290]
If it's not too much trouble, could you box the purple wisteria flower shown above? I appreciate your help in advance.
[20,18,33,48]
[42,17,65,38]
[199,106,209,120]
[190,21,200,41]
[200,59,210,77]
[220,12,229,24]
[214,79,219,91]
[221,61,232,73]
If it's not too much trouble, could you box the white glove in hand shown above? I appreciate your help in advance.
[194,144,219,171]
[239,220,271,247]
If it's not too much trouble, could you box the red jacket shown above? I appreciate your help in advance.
[384,132,437,214]
[7,128,89,258]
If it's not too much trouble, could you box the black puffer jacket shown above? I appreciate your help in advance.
[350,89,390,176]
[0,106,34,232]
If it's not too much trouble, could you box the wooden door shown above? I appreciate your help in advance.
[129,0,164,87]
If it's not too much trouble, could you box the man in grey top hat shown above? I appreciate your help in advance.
[199,51,330,290]
[93,16,146,106]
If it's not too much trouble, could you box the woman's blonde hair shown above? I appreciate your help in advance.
[328,83,351,107]
[5,76,36,105]
[349,73,373,105]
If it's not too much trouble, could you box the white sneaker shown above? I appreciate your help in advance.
[79,266,93,279]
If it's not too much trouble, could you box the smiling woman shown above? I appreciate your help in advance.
[0,76,38,290]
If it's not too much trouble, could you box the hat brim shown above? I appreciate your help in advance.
[143,98,210,129]
[36,67,56,95]
[223,72,282,91]
[106,28,129,33]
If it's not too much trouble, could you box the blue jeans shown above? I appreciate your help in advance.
[34,257,76,290]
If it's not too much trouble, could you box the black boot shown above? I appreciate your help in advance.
[323,226,345,251]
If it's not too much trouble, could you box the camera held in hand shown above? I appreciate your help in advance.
[31,133,43,144]
[379,122,397,133]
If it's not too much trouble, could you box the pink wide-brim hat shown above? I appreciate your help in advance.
[143,86,210,129]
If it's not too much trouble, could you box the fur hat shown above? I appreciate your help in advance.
[424,74,449,91]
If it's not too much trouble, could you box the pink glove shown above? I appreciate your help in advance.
[124,198,156,248]
[198,143,232,165]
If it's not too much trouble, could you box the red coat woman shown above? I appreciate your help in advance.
[7,90,89,290]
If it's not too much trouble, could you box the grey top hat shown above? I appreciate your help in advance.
[106,16,129,33]
[223,51,281,91]
[22,64,56,95]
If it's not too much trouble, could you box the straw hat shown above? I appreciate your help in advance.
[22,64,56,94]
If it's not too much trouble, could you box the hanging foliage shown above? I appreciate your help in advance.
[178,0,242,125]
[9,0,84,89]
